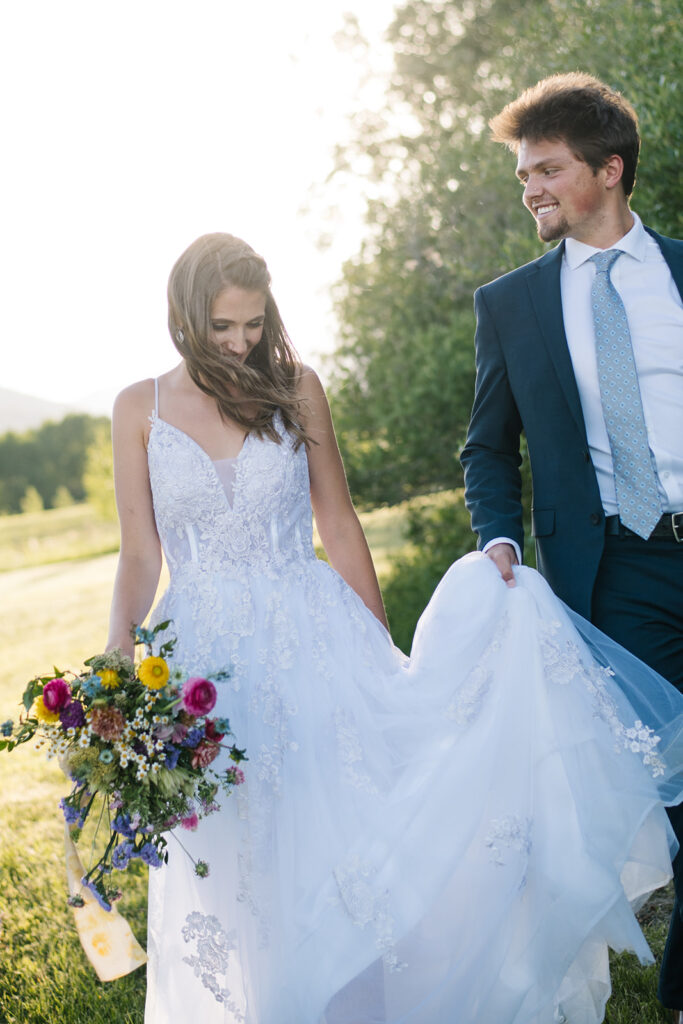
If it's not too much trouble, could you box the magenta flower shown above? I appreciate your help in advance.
[42,678,72,712]
[181,677,217,717]
[180,812,199,831]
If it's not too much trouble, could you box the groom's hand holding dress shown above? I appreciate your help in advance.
[461,72,683,1013]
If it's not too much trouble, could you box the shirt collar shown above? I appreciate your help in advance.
[563,211,648,269]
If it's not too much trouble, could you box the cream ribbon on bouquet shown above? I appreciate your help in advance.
[64,823,147,981]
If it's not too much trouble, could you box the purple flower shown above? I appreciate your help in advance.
[60,700,86,730]
[181,727,203,748]
[60,798,85,826]
[81,876,112,912]
[112,814,137,839]
[164,745,181,770]
[139,843,162,868]
[111,842,134,870]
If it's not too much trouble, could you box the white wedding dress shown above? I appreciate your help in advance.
[143,388,683,1024]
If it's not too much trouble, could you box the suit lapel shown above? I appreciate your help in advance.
[525,244,587,439]
[645,226,683,299]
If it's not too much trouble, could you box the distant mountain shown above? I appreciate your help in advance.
[0,387,109,434]
[71,388,116,417]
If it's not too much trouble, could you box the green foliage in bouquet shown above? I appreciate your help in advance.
[0,622,247,910]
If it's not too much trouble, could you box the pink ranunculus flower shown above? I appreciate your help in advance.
[181,677,217,717]
[180,812,199,831]
[42,678,72,712]
[191,740,221,770]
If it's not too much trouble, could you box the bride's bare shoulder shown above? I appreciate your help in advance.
[111,380,160,445]
[113,378,157,418]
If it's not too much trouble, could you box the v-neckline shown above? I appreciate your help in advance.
[153,415,250,463]
[150,416,252,510]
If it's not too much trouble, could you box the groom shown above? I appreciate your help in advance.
[460,72,683,1015]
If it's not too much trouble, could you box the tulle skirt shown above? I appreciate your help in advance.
[145,553,683,1024]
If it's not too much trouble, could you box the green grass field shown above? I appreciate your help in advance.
[0,504,119,572]
[0,505,675,1022]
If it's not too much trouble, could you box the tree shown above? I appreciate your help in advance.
[84,422,117,521]
[0,414,110,513]
[20,485,44,514]
[329,0,682,511]
[328,0,681,644]
[53,485,75,508]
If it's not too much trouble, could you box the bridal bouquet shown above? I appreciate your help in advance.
[0,621,246,912]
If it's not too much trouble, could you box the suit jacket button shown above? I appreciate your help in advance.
[590,512,602,525]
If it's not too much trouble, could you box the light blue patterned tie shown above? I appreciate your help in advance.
[590,249,663,539]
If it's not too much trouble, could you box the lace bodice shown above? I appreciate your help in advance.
[147,413,316,583]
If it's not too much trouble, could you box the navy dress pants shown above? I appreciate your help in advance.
[591,529,683,1008]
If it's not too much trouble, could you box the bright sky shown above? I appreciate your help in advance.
[0,0,398,412]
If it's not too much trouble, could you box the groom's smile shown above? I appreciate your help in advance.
[515,137,611,245]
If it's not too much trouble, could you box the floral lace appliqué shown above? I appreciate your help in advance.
[485,815,532,867]
[445,611,510,725]
[334,857,406,973]
[182,911,244,1016]
[539,621,666,777]
[334,708,379,794]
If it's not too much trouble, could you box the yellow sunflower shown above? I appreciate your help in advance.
[99,669,120,690]
[138,656,170,690]
[33,696,60,724]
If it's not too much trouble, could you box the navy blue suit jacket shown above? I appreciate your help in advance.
[461,227,683,619]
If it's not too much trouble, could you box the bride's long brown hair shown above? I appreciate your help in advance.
[167,233,309,447]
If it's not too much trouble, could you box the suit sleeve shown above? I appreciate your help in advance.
[460,285,525,553]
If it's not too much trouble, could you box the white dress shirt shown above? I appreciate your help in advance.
[561,212,683,515]
[484,212,683,562]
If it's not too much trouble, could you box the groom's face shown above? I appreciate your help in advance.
[515,137,608,245]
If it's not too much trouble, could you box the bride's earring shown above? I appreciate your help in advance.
[176,329,185,344]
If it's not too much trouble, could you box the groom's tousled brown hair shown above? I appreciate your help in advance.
[489,72,640,197]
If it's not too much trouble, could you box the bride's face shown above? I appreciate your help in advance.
[208,286,266,362]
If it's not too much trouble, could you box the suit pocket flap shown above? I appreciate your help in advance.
[531,508,555,537]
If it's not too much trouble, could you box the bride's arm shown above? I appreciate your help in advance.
[106,382,163,658]
[299,368,389,631]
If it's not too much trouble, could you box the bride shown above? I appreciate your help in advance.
[107,232,683,1024]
